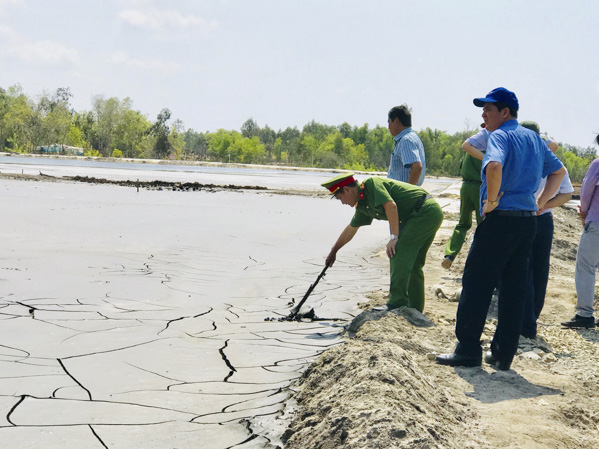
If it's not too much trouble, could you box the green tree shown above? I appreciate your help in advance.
[113,108,152,158]
[258,124,277,161]
[148,108,172,159]
[273,137,284,162]
[65,123,87,148]
[168,119,186,159]
[231,136,266,164]
[302,120,337,143]
[241,118,259,139]
[3,85,35,152]
[277,126,301,164]
[300,134,319,166]
[44,103,72,146]
[92,96,124,156]
[184,129,209,159]
[364,125,394,170]
[73,111,97,151]
[206,129,240,162]
[338,122,352,139]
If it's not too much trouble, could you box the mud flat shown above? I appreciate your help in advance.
[0,173,397,449]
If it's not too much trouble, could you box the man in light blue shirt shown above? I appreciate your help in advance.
[387,105,426,186]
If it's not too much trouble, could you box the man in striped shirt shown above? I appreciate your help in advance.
[387,104,426,186]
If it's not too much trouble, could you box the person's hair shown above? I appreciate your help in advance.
[388,104,412,127]
[335,180,358,196]
[494,101,518,119]
[596,133,599,146]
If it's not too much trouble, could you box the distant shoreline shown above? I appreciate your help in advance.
[0,152,387,177]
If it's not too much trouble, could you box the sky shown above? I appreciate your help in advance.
[1,0,598,148]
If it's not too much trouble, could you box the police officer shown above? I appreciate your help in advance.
[322,173,443,312]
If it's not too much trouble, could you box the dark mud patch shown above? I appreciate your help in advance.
[65,175,269,192]
[0,172,328,198]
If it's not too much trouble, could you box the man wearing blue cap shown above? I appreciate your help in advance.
[436,87,566,371]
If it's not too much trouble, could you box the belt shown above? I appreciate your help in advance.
[489,210,536,217]
[414,194,432,211]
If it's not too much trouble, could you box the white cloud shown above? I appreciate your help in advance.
[0,24,17,39]
[109,51,183,75]
[0,0,22,9]
[5,40,80,67]
[118,7,217,30]
[0,25,79,68]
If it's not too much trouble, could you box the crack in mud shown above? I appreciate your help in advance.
[219,340,237,382]
[58,359,92,400]
[89,425,109,449]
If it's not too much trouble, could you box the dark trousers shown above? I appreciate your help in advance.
[455,212,537,364]
[521,213,554,338]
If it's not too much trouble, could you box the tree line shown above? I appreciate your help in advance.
[0,84,596,182]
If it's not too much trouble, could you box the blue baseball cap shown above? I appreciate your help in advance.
[473,87,519,111]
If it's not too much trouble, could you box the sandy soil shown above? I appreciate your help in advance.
[282,193,599,448]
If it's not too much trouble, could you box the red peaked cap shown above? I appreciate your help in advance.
[321,173,356,194]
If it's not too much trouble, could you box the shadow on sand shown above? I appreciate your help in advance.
[454,366,562,403]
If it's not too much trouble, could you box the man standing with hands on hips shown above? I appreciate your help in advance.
[436,87,565,371]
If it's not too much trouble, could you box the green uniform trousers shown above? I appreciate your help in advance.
[444,181,482,258]
[388,199,444,312]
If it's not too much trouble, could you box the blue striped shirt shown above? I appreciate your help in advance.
[387,128,426,185]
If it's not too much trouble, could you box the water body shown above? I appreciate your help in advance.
[0,154,453,192]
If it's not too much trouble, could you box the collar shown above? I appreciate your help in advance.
[394,127,413,142]
[498,119,519,131]
[356,182,365,207]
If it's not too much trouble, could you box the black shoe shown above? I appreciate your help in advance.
[561,315,596,329]
[436,353,481,367]
[441,256,454,270]
[520,332,536,340]
[484,351,511,371]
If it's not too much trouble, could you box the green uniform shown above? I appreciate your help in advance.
[350,177,443,312]
[444,154,483,259]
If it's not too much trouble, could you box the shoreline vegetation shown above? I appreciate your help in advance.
[0,85,596,183]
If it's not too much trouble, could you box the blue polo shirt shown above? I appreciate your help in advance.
[481,120,563,211]
[387,128,426,186]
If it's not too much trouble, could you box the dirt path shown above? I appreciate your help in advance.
[282,199,599,448]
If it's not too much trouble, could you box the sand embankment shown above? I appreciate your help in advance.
[282,198,599,449]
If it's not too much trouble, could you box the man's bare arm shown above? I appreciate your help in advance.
[407,161,422,185]
[462,141,485,160]
[325,225,359,267]
[537,166,566,210]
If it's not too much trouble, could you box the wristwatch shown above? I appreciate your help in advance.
[487,199,498,206]
[390,234,398,241]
